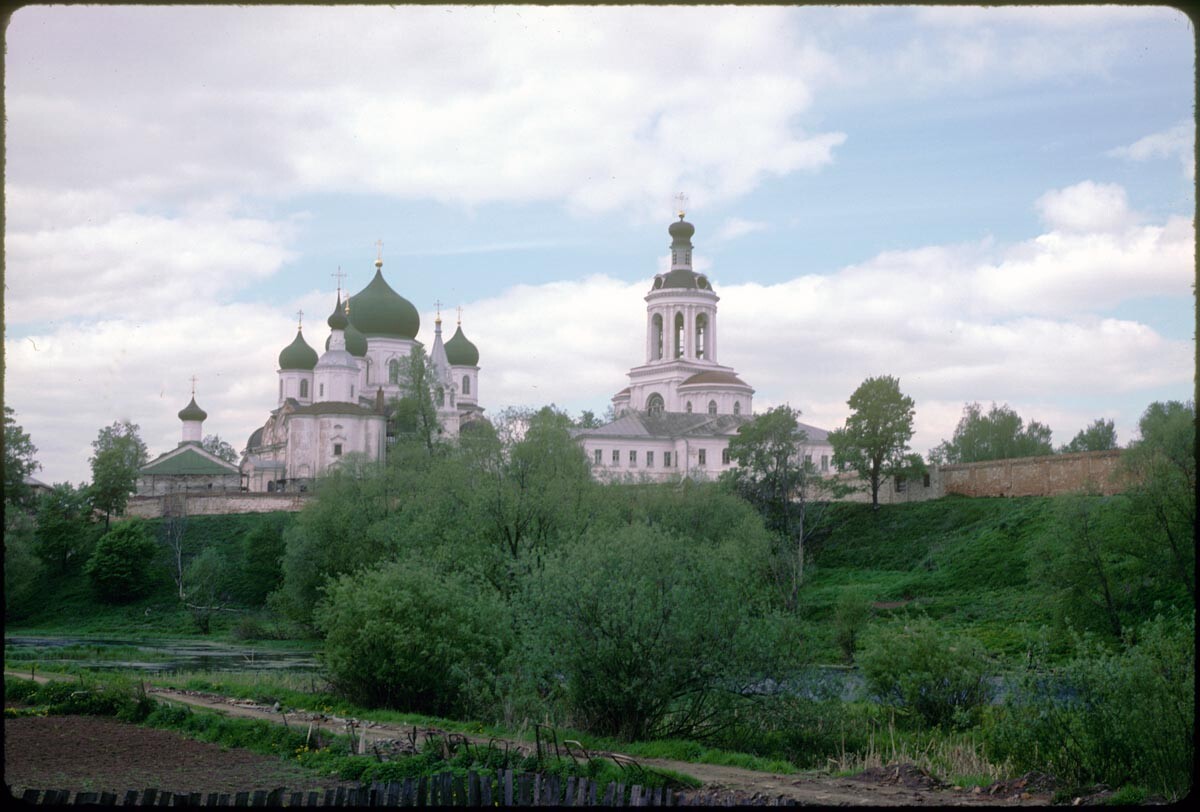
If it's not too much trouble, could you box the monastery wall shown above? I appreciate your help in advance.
[820,449,1129,503]
[126,492,311,519]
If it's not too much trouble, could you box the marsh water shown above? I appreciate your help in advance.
[4,635,320,674]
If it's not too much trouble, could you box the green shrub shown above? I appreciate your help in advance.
[833,590,872,663]
[4,677,40,703]
[986,613,1193,800]
[84,520,158,603]
[314,556,510,717]
[858,617,994,729]
[523,524,777,741]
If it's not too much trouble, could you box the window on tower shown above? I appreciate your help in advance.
[708,400,717,415]
[389,360,400,384]
[652,314,664,360]
[695,313,708,360]
[319,383,325,398]
[675,312,685,358]
[686,401,692,413]
[647,393,664,416]
[300,379,309,399]
[463,375,470,395]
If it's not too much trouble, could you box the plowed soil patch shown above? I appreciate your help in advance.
[3,715,350,797]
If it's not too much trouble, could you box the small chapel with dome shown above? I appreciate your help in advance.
[240,251,483,492]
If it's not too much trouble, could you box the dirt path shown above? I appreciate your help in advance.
[6,671,1054,806]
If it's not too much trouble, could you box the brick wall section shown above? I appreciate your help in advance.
[125,492,311,519]
[940,449,1128,497]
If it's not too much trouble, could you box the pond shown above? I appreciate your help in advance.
[4,636,321,674]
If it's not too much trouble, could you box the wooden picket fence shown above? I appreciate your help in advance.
[13,769,754,807]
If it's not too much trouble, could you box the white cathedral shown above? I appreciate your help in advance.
[572,211,834,482]
[239,252,483,492]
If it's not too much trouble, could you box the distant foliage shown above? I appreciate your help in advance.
[89,420,149,528]
[201,434,238,463]
[1059,418,1117,453]
[314,557,510,716]
[931,402,1053,464]
[3,406,40,510]
[858,617,995,729]
[84,519,159,603]
[4,510,44,619]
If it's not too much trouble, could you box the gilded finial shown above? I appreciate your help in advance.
[331,266,346,297]
[296,309,304,330]
[190,375,198,397]
[434,298,443,325]
[456,305,463,326]
[374,239,384,268]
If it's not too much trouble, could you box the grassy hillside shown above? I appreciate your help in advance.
[798,495,1084,661]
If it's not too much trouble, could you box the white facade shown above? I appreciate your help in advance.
[577,214,833,482]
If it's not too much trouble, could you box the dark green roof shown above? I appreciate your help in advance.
[279,330,319,370]
[444,325,479,366]
[177,397,207,422]
[327,295,349,331]
[669,216,695,246]
[140,446,239,476]
[348,268,420,339]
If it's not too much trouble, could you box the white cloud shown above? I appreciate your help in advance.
[1108,123,1195,179]
[1035,181,1135,233]
[714,218,769,242]
[6,5,845,220]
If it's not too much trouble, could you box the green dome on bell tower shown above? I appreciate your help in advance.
[278,329,319,370]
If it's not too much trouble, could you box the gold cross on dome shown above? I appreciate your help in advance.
[375,239,384,262]
[674,192,688,219]
[434,299,443,321]
[331,266,346,296]
[296,309,304,329]
[456,305,463,325]
[190,375,198,396]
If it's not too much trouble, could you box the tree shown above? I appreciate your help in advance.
[89,420,148,530]
[4,510,44,618]
[201,434,238,463]
[930,402,1053,464]
[1120,400,1194,598]
[389,347,442,454]
[34,482,95,574]
[4,406,40,510]
[184,548,235,633]
[722,405,837,609]
[828,376,920,509]
[84,519,158,603]
[575,409,603,429]
[1060,418,1118,453]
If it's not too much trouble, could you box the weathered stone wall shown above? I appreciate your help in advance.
[126,492,311,519]
[940,449,1128,497]
[817,449,1130,503]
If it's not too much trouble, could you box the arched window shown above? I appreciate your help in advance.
[319,383,325,398]
[388,359,400,384]
[695,314,708,360]
[462,375,471,395]
[652,314,664,360]
[279,380,283,399]
[646,393,664,416]
[350,385,354,399]
[674,313,685,358]
[733,401,741,415]
[708,400,717,415]
[365,357,372,383]
[299,379,309,399]
[686,401,693,413]
[437,387,445,407]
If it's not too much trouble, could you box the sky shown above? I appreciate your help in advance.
[4,4,1195,486]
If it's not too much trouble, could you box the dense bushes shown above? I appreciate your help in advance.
[522,524,777,741]
[858,617,994,729]
[314,557,511,716]
[987,613,1194,799]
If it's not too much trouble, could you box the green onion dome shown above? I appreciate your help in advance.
[347,267,420,339]
[669,215,695,245]
[278,329,319,370]
[327,295,349,331]
[325,323,368,358]
[178,397,207,422]
[444,325,479,366]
